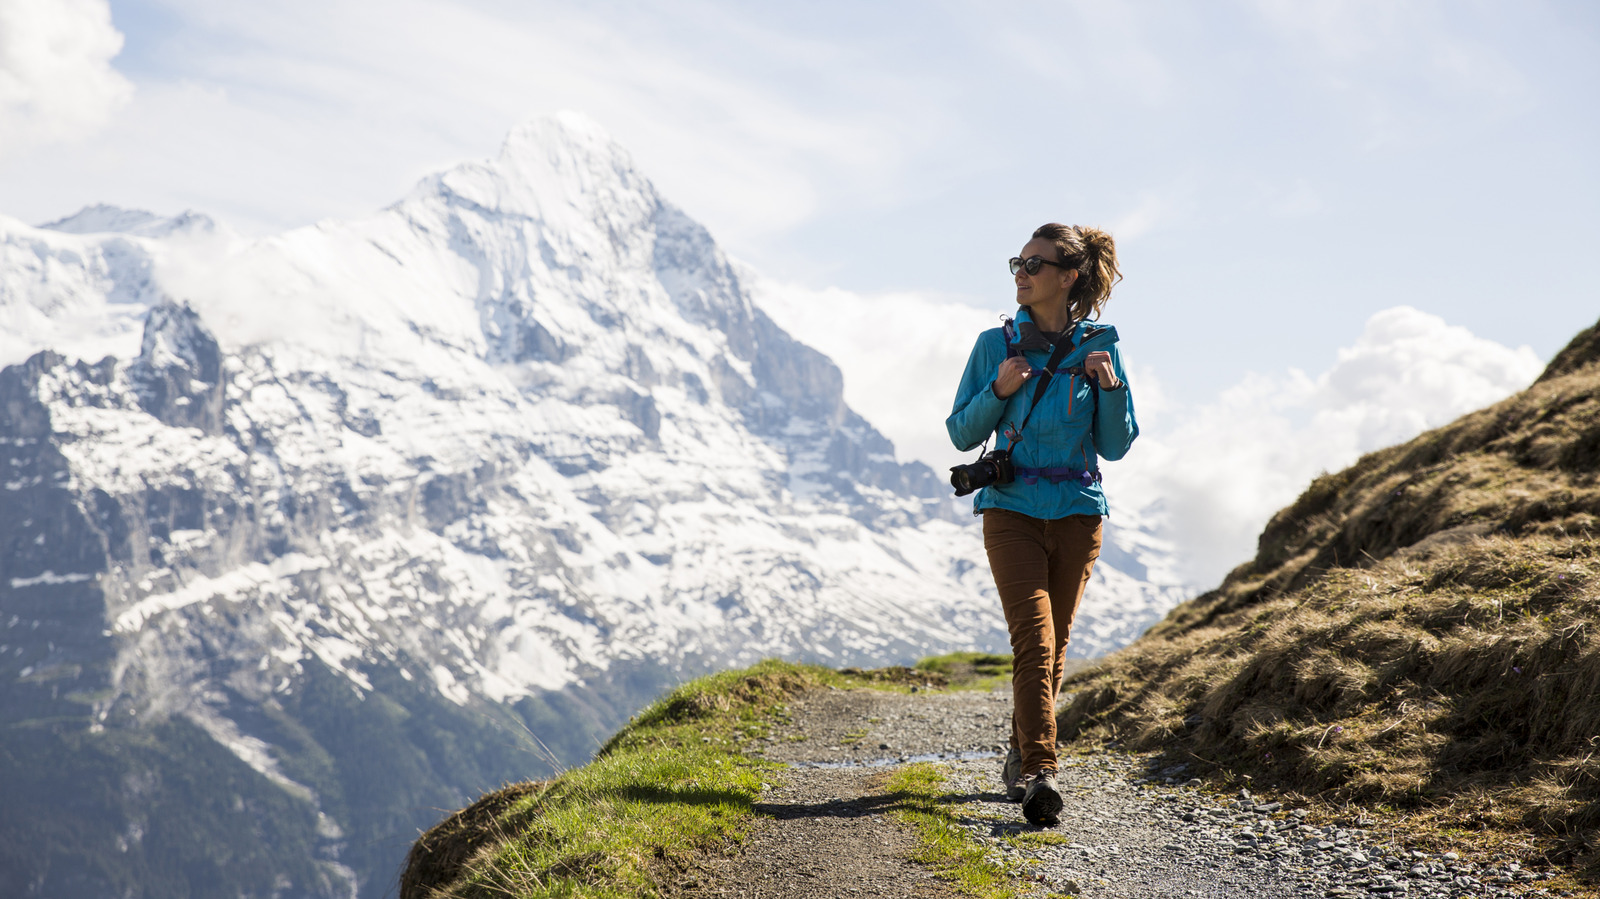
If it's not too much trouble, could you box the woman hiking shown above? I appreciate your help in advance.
[945,223,1139,827]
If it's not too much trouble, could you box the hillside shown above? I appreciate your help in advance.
[1060,315,1600,873]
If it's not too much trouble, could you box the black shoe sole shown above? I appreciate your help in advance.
[1022,784,1063,826]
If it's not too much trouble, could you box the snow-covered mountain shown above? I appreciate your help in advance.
[0,113,1190,897]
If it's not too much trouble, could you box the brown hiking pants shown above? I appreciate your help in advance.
[982,508,1102,775]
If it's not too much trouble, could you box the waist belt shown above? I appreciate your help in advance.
[1015,467,1102,487]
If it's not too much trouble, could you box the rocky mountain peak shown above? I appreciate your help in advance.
[128,302,226,434]
[405,111,657,241]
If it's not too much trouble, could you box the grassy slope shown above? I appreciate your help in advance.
[402,661,997,899]
[1059,316,1600,871]
[401,661,811,899]
[401,660,1049,899]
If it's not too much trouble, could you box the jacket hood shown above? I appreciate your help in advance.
[1009,307,1118,354]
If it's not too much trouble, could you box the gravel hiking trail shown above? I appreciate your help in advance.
[668,685,1576,899]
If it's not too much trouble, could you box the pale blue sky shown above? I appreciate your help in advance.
[2,0,1596,409]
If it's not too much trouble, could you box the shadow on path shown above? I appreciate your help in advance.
[757,787,1009,821]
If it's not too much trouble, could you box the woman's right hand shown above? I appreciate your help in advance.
[993,356,1033,399]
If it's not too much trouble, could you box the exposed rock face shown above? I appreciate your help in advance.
[127,302,226,434]
[1,352,116,726]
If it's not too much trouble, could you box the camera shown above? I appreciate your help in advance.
[950,448,1014,497]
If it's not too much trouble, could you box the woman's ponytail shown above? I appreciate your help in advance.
[1032,223,1122,321]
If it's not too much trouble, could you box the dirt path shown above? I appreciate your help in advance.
[673,686,1572,899]
[675,762,962,899]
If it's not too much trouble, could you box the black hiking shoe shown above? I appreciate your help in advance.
[1002,747,1024,802]
[1021,770,1062,827]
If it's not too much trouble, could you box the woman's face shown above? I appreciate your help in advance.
[1014,237,1078,309]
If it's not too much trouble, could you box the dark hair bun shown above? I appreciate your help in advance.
[1032,223,1122,319]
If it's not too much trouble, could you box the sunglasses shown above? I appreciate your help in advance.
[1009,255,1073,276]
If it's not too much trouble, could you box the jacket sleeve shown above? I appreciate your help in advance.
[1094,344,1139,461]
[947,332,1008,452]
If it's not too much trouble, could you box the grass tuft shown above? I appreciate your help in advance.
[916,652,1014,691]
[884,763,1037,899]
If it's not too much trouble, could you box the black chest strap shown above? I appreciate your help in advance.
[1009,329,1078,440]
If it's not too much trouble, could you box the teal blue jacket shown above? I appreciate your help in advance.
[946,309,1138,518]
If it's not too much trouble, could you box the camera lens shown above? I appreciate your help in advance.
[950,458,997,497]
[951,468,975,495]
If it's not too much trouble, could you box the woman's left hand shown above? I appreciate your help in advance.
[1084,351,1121,390]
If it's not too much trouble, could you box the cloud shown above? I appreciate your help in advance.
[1118,306,1545,585]
[0,0,133,158]
[754,287,1546,590]
[0,0,915,243]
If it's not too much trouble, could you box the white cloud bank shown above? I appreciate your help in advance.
[1123,306,1544,584]
[753,279,1545,588]
[0,0,131,158]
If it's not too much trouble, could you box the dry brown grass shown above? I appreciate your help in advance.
[1062,316,1600,875]
[401,782,545,899]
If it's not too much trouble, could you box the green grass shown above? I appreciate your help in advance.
[1003,832,1071,849]
[916,652,1013,691]
[885,763,1070,899]
[402,660,930,899]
